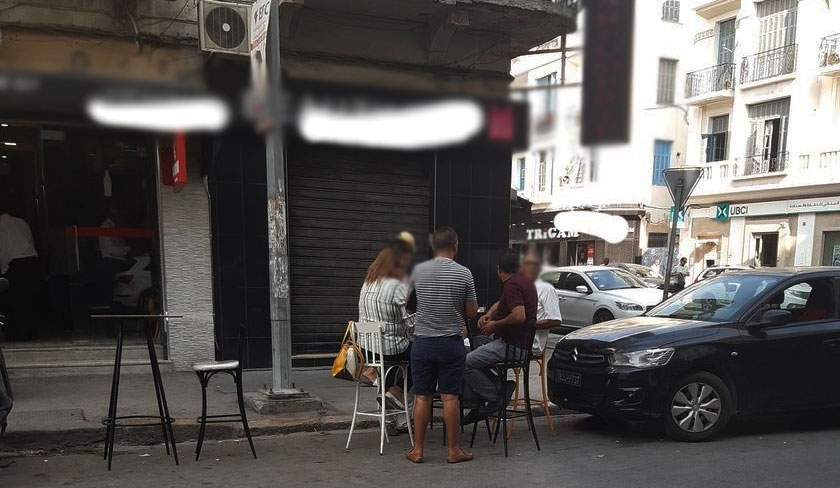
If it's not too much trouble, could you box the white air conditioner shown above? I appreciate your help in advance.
[198,0,251,56]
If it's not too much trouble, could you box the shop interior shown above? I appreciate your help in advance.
[0,123,161,345]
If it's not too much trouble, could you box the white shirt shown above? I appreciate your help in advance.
[673,264,689,284]
[99,218,131,260]
[0,213,38,274]
[533,279,563,354]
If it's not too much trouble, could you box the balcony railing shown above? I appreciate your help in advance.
[739,44,797,84]
[685,63,735,98]
[737,152,789,176]
[819,33,840,69]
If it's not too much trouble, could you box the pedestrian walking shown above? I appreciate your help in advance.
[405,227,477,464]
[462,249,537,425]
[601,257,610,266]
[0,199,40,340]
[357,245,415,434]
[672,257,689,292]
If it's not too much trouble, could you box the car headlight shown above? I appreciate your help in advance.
[609,348,675,368]
[615,301,644,311]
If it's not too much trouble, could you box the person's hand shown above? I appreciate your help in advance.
[480,320,499,335]
[478,314,491,329]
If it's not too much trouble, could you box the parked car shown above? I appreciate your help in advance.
[539,266,664,327]
[113,255,155,311]
[694,264,753,284]
[547,267,840,442]
[613,263,673,289]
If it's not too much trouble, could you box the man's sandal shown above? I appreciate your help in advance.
[446,448,474,464]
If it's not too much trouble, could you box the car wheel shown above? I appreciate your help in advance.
[592,310,614,324]
[663,371,732,442]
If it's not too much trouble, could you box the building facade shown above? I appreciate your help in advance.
[1,0,578,372]
[511,1,689,273]
[682,0,840,276]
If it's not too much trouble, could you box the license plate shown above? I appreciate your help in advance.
[557,370,581,387]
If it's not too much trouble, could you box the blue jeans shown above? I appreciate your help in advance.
[463,337,523,406]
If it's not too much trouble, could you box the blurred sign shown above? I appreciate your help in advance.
[159,133,187,190]
[250,0,271,96]
[581,0,635,145]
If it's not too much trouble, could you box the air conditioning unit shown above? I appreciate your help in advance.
[198,0,251,56]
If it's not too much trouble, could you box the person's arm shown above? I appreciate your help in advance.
[482,305,525,334]
[478,301,500,328]
[463,272,478,319]
[536,286,562,330]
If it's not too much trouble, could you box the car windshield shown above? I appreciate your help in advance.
[647,274,782,323]
[621,263,662,279]
[585,269,646,290]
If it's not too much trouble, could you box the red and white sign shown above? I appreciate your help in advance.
[160,133,187,191]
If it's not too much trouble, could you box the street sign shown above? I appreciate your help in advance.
[668,206,685,224]
[714,202,730,221]
[663,167,704,210]
[250,0,271,96]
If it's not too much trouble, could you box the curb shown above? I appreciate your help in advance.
[0,406,570,455]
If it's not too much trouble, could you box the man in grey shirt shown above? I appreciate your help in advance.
[405,227,477,464]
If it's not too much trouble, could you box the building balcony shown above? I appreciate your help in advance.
[737,152,789,177]
[818,33,840,77]
[685,64,735,105]
[739,44,797,86]
[692,0,741,19]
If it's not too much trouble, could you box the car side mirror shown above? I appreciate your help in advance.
[575,285,590,294]
[752,309,792,329]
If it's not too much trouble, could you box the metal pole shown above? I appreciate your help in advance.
[661,183,684,301]
[265,0,292,392]
[560,31,567,86]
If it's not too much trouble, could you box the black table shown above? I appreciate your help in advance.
[90,314,182,470]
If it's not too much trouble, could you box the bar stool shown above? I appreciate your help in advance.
[95,314,180,471]
[192,325,257,461]
[508,347,556,438]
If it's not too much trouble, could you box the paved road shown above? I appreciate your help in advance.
[4,413,840,488]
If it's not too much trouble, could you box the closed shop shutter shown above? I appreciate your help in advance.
[287,143,433,355]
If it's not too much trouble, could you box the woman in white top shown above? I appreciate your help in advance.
[358,243,414,407]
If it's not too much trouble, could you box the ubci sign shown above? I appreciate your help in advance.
[711,196,840,221]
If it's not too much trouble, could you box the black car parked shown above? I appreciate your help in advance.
[548,267,840,441]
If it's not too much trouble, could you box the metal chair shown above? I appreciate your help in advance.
[468,327,540,457]
[345,321,414,455]
[508,347,556,438]
[192,325,256,461]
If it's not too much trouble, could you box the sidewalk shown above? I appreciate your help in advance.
[2,364,563,453]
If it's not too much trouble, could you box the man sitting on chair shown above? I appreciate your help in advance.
[462,249,537,425]
[520,253,563,356]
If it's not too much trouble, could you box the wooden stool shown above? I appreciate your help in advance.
[508,348,555,437]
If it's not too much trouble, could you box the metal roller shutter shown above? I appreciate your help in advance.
[287,144,433,355]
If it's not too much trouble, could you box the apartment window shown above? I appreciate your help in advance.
[757,0,798,52]
[536,73,557,114]
[537,152,548,192]
[517,158,526,191]
[652,140,673,186]
[657,59,677,105]
[703,115,730,162]
[745,98,790,174]
[662,1,680,23]
[717,18,736,65]
[648,233,669,248]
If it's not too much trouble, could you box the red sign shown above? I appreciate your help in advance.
[160,133,187,190]
[486,105,515,143]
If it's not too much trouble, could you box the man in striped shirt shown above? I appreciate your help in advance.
[405,227,477,464]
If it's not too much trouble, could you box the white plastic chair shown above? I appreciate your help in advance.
[345,321,414,455]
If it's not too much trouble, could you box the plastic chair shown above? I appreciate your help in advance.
[508,347,556,438]
[192,325,257,461]
[345,321,414,455]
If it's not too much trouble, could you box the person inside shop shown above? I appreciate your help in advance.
[601,257,611,266]
[672,257,690,292]
[0,197,41,340]
[95,206,133,305]
[462,249,537,426]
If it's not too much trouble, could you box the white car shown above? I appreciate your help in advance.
[539,266,665,327]
[113,255,155,311]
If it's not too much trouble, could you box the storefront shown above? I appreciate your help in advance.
[687,196,840,270]
[511,209,643,266]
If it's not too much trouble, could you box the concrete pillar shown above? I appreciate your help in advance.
[795,213,816,266]
[158,152,215,371]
